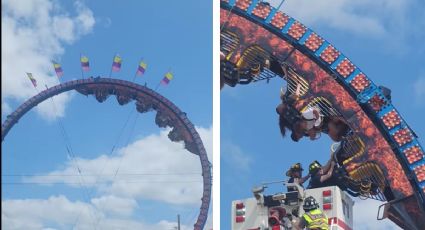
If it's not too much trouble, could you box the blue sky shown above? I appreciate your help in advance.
[221,0,425,229]
[2,0,212,229]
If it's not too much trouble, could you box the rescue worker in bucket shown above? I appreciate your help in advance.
[307,160,335,189]
[295,196,329,230]
[286,163,311,192]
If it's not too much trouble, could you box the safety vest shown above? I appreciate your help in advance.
[302,209,329,230]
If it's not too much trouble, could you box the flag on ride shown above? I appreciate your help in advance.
[112,54,122,72]
[52,61,63,77]
[26,73,37,87]
[136,61,147,76]
[80,55,90,71]
[160,72,173,85]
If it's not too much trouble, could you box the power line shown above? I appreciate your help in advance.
[44,84,98,230]
[2,181,203,185]
[2,172,201,177]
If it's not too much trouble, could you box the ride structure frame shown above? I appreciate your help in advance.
[221,0,425,228]
[1,77,212,230]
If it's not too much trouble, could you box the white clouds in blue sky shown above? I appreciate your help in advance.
[2,126,212,229]
[270,0,424,49]
[2,195,195,230]
[91,195,138,217]
[1,0,95,120]
[23,126,212,204]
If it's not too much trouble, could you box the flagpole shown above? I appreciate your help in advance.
[132,72,138,83]
[155,68,172,91]
[80,54,84,79]
[52,60,59,82]
[154,82,161,91]
[26,72,38,94]
[132,58,143,82]
[33,82,40,94]
[109,54,115,78]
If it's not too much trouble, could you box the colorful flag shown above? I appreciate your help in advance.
[136,61,147,75]
[52,61,63,77]
[80,55,90,72]
[26,73,37,87]
[160,72,173,85]
[112,55,122,72]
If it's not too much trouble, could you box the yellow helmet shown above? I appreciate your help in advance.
[286,163,303,176]
[309,161,322,175]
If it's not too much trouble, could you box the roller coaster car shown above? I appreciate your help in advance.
[331,139,389,200]
[94,89,109,103]
[221,44,277,87]
[220,59,261,87]
[328,166,380,198]
[276,97,383,197]
[276,94,351,143]
[136,99,153,113]
[168,127,184,142]
[116,93,131,105]
[155,112,172,128]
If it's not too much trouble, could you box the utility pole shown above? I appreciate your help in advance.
[177,214,181,230]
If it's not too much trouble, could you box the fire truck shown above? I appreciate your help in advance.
[231,182,354,230]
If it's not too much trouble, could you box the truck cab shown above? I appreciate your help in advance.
[231,183,354,230]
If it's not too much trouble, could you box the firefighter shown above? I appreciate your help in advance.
[296,196,329,230]
[307,160,335,189]
[286,163,310,192]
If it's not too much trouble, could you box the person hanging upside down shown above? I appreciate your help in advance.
[276,97,351,142]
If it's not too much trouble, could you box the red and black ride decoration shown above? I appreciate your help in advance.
[221,0,425,229]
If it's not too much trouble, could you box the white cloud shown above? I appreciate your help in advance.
[2,195,194,230]
[414,76,425,105]
[52,16,76,42]
[1,0,96,120]
[269,0,422,44]
[35,89,74,121]
[4,126,212,229]
[74,2,95,34]
[2,101,12,115]
[353,198,401,229]
[91,195,138,217]
[2,195,96,230]
[221,142,252,171]
[24,126,213,205]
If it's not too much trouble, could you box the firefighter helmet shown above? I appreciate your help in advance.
[286,163,303,176]
[309,160,322,175]
[303,196,319,211]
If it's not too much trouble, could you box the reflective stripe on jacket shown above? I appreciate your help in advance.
[302,208,329,230]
